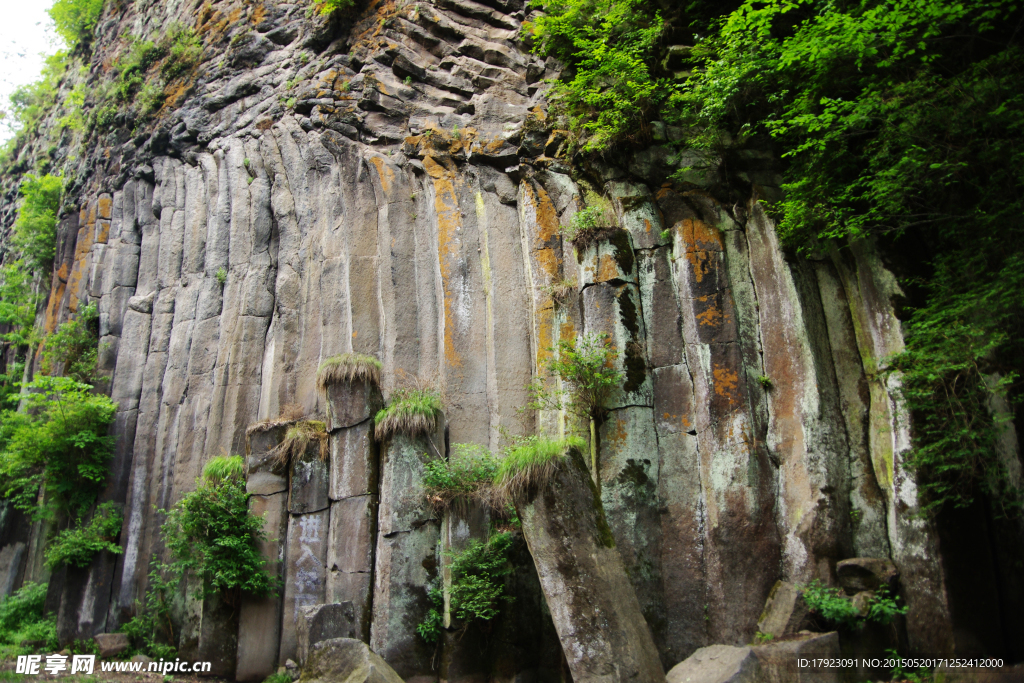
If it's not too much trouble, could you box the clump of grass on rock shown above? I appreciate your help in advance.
[374,388,443,441]
[271,420,328,466]
[492,435,586,506]
[316,353,383,395]
[423,443,499,512]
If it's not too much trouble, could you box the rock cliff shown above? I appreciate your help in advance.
[1,0,1021,679]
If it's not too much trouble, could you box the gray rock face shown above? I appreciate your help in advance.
[298,603,367,666]
[518,447,664,683]
[667,633,840,683]
[756,581,810,639]
[325,382,385,432]
[281,510,330,665]
[836,558,898,594]
[299,638,404,683]
[667,644,758,683]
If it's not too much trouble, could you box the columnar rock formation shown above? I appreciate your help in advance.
[0,0,1019,677]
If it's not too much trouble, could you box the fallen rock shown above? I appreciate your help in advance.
[752,631,840,683]
[130,654,154,664]
[297,603,363,665]
[93,633,129,658]
[667,644,758,683]
[667,633,840,683]
[298,638,404,683]
[836,558,897,594]
[757,581,811,638]
[849,590,874,617]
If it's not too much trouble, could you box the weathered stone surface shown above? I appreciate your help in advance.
[756,581,810,639]
[299,638,404,683]
[518,446,664,683]
[328,496,377,574]
[329,421,378,501]
[325,572,373,644]
[371,426,444,678]
[236,491,288,681]
[836,558,898,594]
[281,510,330,665]
[666,644,758,683]
[750,632,840,683]
[324,380,385,432]
[290,446,331,515]
[93,633,129,659]
[0,542,26,598]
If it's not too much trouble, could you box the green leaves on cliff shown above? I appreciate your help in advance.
[13,173,62,274]
[525,0,667,152]
[159,459,277,598]
[44,501,124,568]
[0,375,117,522]
[49,0,105,47]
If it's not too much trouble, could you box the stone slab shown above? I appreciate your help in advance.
[299,638,404,683]
[290,445,330,514]
[325,380,384,431]
[328,496,377,574]
[325,571,373,644]
[329,420,378,501]
[280,509,329,665]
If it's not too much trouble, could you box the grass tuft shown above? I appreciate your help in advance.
[269,420,328,466]
[316,353,383,395]
[423,443,499,512]
[374,388,443,441]
[492,435,585,506]
[202,455,244,483]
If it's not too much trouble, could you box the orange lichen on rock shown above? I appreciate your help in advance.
[424,155,464,369]
[712,364,740,405]
[695,296,724,328]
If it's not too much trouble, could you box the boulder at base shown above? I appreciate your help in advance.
[667,633,840,683]
[93,633,129,659]
[299,638,404,683]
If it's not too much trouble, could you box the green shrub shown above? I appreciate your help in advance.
[423,444,499,512]
[0,261,40,351]
[12,174,62,274]
[417,532,515,642]
[0,582,57,656]
[374,388,443,441]
[119,564,178,659]
[202,455,244,483]
[49,0,105,47]
[41,302,101,383]
[160,471,277,599]
[800,580,907,630]
[526,0,665,152]
[44,501,123,568]
[215,267,227,285]
[162,28,203,80]
[0,375,117,521]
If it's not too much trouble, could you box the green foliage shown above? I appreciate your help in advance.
[49,0,105,47]
[160,471,276,599]
[58,83,88,132]
[41,302,100,383]
[800,580,907,630]
[757,375,772,389]
[119,564,178,659]
[12,174,62,275]
[313,0,356,16]
[0,261,40,349]
[374,388,444,441]
[215,267,227,285]
[526,0,666,152]
[201,455,244,484]
[417,532,515,642]
[416,587,444,643]
[262,675,294,683]
[447,532,515,622]
[423,443,499,512]
[527,333,622,428]
[0,583,57,656]
[0,375,117,521]
[162,28,203,81]
[1,52,68,168]
[44,501,123,568]
[753,631,773,644]
[889,649,934,683]
[492,435,586,505]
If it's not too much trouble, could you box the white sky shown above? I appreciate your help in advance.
[0,0,60,142]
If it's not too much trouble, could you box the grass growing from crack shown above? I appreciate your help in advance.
[374,388,443,441]
[423,443,499,513]
[491,435,585,506]
[270,420,328,466]
[316,353,382,396]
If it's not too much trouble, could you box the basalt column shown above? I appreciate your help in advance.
[236,423,290,681]
[370,419,446,679]
[516,445,665,683]
[324,376,384,643]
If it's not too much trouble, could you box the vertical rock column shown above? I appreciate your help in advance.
[236,425,290,681]
[516,445,664,683]
[324,378,384,643]
[280,432,331,664]
[370,419,446,679]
